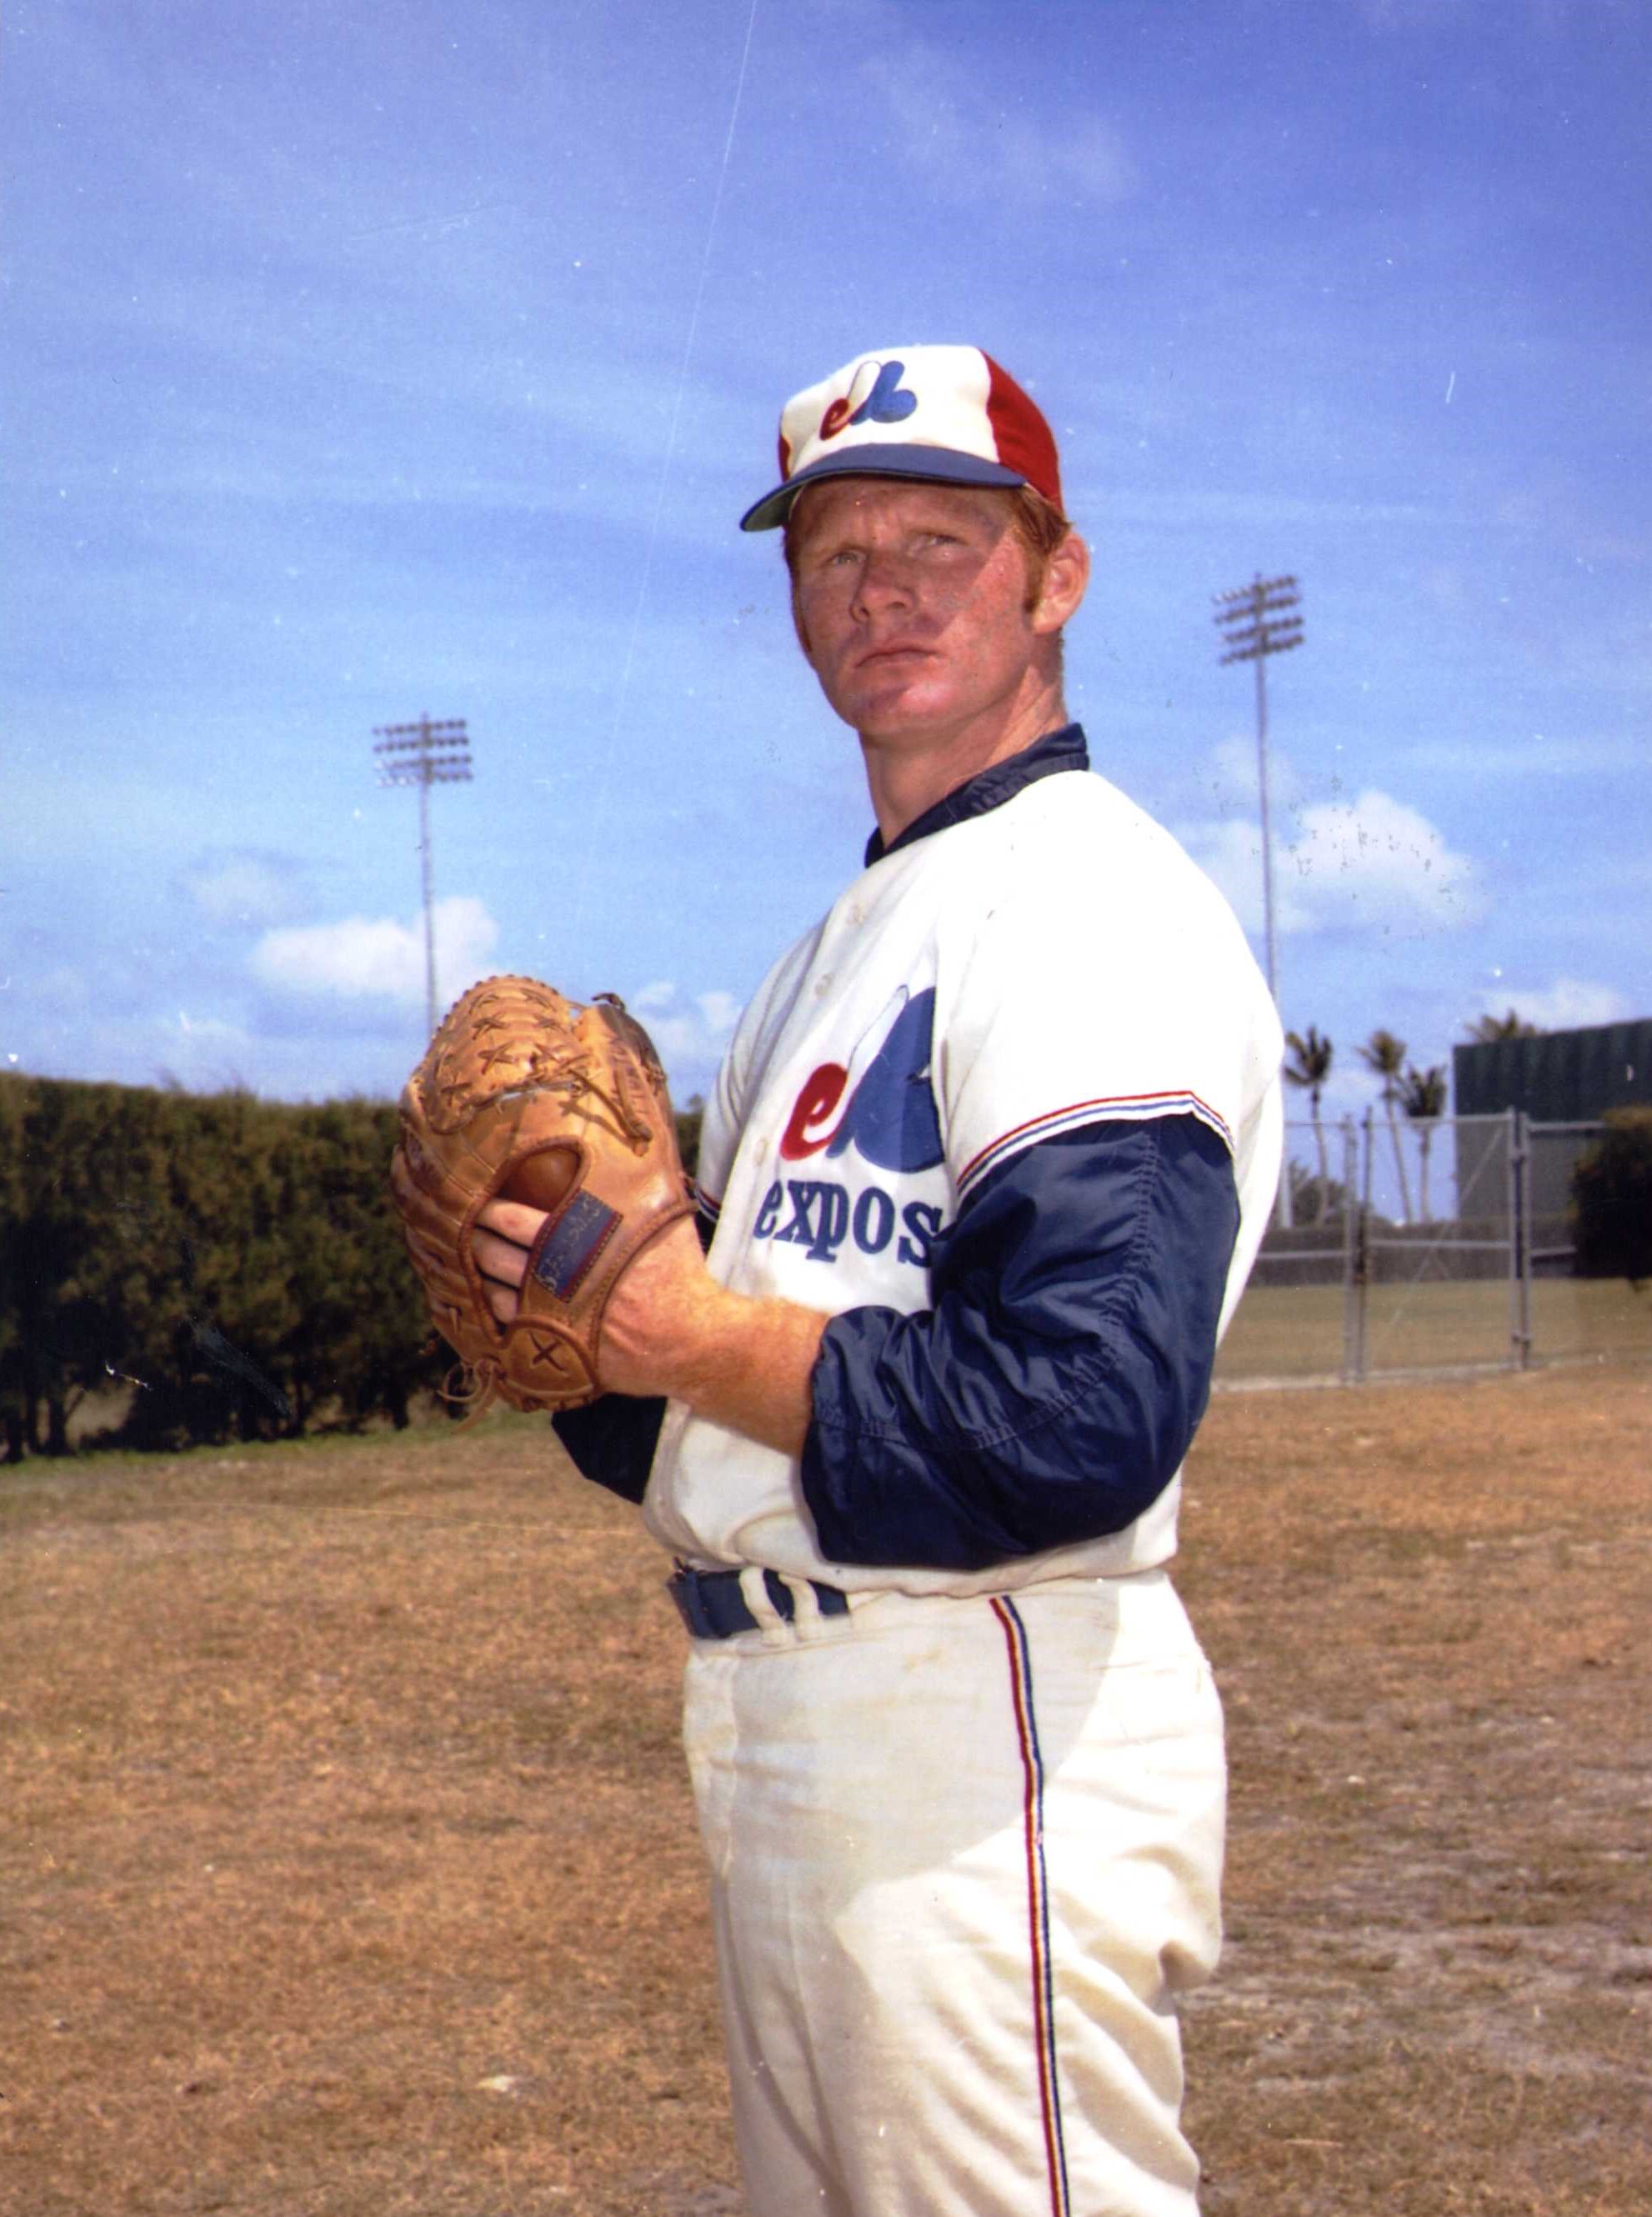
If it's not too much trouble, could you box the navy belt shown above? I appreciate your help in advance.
[668,1563,852,1641]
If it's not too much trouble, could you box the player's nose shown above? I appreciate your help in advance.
[849,548,917,619]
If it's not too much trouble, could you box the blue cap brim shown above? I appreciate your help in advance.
[739,444,1027,533]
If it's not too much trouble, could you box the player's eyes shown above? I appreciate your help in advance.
[808,533,964,575]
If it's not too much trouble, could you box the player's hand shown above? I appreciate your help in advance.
[472,1199,715,1398]
[471,1197,543,1323]
[472,1199,823,1454]
[595,1213,718,1396]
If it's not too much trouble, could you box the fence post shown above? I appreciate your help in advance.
[1345,1116,1369,1382]
[1339,1119,1355,1380]
[1507,1107,1533,1370]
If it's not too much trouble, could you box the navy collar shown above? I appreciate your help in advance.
[864,723,1090,868]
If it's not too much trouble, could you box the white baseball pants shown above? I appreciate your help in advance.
[682,1568,1225,2217]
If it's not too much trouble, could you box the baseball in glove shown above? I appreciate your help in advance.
[390,975,696,1415]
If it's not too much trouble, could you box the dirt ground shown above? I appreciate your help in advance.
[1176,1364,1651,2217]
[2,1361,1648,2215]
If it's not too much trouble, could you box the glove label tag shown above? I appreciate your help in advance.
[530,1190,619,1302]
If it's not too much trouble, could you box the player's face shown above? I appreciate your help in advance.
[788,479,1072,746]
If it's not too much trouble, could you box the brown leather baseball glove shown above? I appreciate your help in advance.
[390,975,695,1414]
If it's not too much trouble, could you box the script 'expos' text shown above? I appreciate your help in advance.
[751,986,946,1274]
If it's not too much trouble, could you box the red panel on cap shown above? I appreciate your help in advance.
[983,354,1063,514]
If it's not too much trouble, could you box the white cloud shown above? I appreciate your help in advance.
[1471,978,1634,1033]
[1288,790,1489,932]
[251,896,498,1004]
[626,979,739,1095]
[179,848,309,928]
[1179,787,1487,940]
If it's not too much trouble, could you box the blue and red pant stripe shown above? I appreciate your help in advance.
[992,1595,1073,2217]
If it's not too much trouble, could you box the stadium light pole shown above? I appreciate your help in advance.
[373,715,473,1035]
[1213,573,1303,1009]
[1214,573,1303,1229]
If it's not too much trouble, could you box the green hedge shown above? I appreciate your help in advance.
[0,1074,446,1460]
[1571,1108,1652,1285]
[0,1076,709,1462]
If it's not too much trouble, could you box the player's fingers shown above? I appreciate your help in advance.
[482,1274,519,1324]
[476,1196,548,1247]
[472,1225,530,1289]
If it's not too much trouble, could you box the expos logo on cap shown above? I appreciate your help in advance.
[739,344,1064,533]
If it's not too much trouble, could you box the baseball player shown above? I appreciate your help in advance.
[474,345,1283,2216]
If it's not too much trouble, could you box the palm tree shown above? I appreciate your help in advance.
[1283,1026,1334,1223]
[1400,1063,1448,1221]
[1464,1009,1542,1042]
[1358,1028,1413,1224]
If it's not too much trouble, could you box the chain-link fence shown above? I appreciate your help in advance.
[1217,1111,1650,1384]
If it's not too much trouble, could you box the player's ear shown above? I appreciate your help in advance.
[1030,530,1089,637]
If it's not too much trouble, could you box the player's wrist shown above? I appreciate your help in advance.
[647,1275,758,1402]
[658,1284,825,1457]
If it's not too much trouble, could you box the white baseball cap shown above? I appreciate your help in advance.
[740,343,1065,533]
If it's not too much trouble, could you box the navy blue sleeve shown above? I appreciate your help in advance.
[799,1115,1239,1573]
[552,1394,667,1504]
[548,1193,715,1505]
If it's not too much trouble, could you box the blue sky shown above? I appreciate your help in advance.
[3,0,1647,1135]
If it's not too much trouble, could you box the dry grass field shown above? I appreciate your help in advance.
[1216,1274,1652,1382]
[3,1363,1649,2216]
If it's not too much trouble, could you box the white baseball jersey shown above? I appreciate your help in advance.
[643,752,1282,1592]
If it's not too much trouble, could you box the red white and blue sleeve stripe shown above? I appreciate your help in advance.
[958,1090,1234,1201]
